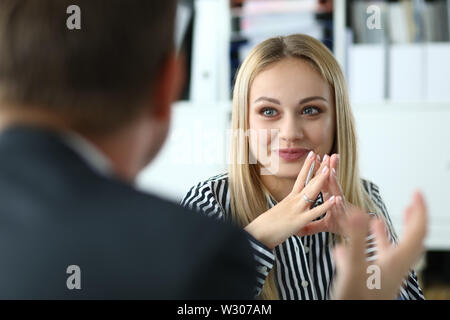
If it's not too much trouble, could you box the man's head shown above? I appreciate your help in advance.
[0,0,183,177]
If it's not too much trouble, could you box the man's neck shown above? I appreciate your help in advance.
[85,130,143,182]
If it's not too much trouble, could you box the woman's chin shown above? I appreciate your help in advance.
[258,161,303,178]
[265,167,301,179]
[278,163,303,177]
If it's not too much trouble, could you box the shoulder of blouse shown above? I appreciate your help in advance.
[180,172,230,220]
[360,178,387,215]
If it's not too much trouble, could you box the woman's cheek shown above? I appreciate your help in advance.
[308,120,331,145]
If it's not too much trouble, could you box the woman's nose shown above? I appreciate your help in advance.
[279,116,303,143]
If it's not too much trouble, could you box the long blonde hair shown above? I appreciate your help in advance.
[228,34,385,300]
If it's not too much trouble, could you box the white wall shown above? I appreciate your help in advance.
[354,102,450,250]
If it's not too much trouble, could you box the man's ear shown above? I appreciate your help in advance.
[151,51,185,121]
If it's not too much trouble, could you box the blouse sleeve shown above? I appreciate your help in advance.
[363,180,425,300]
[181,178,275,298]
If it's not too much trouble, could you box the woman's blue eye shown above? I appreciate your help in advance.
[302,106,320,115]
[261,108,278,117]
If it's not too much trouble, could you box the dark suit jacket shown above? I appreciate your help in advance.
[0,126,256,299]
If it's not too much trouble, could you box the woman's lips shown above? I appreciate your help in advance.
[277,148,309,161]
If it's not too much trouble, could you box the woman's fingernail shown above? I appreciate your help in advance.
[329,195,335,202]
[332,168,336,176]
[322,154,328,163]
[307,151,314,159]
[317,155,321,162]
[322,166,329,175]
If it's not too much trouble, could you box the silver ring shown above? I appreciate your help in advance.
[302,194,315,204]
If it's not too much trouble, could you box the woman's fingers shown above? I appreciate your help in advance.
[293,152,338,207]
[298,219,327,236]
[330,153,339,173]
[300,153,332,190]
[311,153,337,181]
[328,155,344,195]
[308,153,328,185]
[319,153,330,173]
[298,195,346,236]
[298,163,330,210]
[299,194,337,225]
[292,151,317,193]
[313,155,321,176]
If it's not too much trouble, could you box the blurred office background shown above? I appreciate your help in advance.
[136,0,450,298]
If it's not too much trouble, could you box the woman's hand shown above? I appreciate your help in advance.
[244,152,338,250]
[299,153,358,237]
[331,191,427,300]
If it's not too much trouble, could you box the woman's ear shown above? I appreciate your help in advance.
[151,51,186,121]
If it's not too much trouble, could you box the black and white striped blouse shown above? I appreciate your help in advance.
[181,173,425,300]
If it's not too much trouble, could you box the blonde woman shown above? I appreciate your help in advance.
[181,34,424,300]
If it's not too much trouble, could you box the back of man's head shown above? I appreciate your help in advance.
[0,0,176,133]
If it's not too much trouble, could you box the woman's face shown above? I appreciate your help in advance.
[248,57,336,179]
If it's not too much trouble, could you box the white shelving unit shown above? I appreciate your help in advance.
[343,0,450,250]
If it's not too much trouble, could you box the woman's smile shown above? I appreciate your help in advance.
[276,148,310,161]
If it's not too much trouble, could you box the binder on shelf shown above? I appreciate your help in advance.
[388,1,415,43]
[235,0,325,74]
[239,0,323,41]
[422,0,449,42]
[349,0,449,44]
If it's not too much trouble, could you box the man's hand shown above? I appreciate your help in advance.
[331,191,427,300]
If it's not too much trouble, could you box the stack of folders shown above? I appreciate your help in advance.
[232,0,327,65]
[347,0,450,102]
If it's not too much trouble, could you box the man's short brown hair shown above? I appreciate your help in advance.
[0,0,176,132]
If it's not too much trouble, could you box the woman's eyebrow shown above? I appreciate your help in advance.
[253,96,280,104]
[253,96,328,104]
[299,96,328,104]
